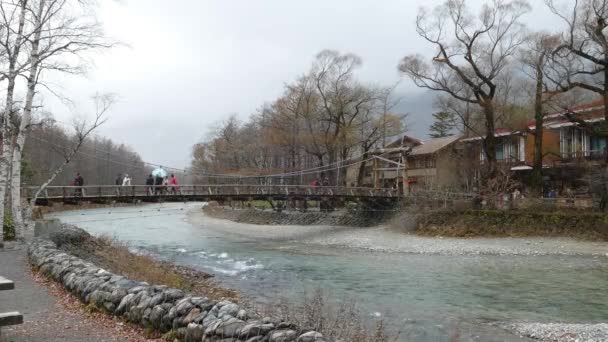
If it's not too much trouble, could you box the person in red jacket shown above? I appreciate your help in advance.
[169,174,179,194]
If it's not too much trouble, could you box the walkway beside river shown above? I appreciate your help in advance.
[0,243,152,342]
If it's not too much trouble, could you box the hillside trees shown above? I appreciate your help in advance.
[191,50,406,185]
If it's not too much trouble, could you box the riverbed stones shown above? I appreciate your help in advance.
[238,322,275,339]
[269,329,298,342]
[186,323,205,341]
[218,303,239,319]
[297,331,326,342]
[215,317,246,338]
[27,236,329,342]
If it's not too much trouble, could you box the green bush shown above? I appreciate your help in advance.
[3,213,15,240]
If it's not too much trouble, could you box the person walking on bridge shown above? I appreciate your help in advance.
[169,174,179,194]
[122,174,131,186]
[74,172,84,197]
[145,174,154,195]
[154,175,163,195]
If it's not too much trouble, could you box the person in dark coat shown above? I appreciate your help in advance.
[145,174,154,195]
[74,173,84,196]
[154,175,164,194]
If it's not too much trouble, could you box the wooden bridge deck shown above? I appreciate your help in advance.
[25,185,403,205]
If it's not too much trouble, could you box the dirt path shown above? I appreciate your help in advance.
[0,243,155,342]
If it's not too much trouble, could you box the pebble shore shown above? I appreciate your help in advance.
[504,323,608,342]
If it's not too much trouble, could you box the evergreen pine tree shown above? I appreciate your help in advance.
[429,111,457,138]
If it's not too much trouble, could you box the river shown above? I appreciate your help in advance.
[48,203,608,341]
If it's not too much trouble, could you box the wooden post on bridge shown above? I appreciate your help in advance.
[373,157,380,189]
[401,153,409,197]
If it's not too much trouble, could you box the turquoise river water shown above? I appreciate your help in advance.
[49,203,608,341]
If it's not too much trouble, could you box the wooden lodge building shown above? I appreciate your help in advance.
[347,100,607,195]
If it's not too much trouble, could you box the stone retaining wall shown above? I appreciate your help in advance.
[28,239,326,342]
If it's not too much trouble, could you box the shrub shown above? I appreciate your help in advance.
[3,213,15,240]
[416,209,608,240]
[255,288,395,342]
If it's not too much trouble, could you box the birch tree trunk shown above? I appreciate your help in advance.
[0,0,29,241]
[11,0,44,239]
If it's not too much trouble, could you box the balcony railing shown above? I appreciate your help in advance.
[559,149,607,162]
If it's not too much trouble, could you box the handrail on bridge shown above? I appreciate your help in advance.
[23,184,401,201]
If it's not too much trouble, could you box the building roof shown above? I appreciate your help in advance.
[544,99,604,118]
[460,129,522,142]
[410,135,461,155]
[386,134,423,148]
[527,100,606,130]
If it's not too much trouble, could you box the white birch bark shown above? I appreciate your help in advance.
[11,0,44,240]
[0,0,29,241]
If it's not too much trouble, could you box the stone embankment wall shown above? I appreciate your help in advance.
[28,239,326,342]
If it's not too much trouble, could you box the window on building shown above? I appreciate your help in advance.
[590,136,607,157]
[496,141,504,160]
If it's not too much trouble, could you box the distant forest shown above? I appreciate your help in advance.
[23,123,149,186]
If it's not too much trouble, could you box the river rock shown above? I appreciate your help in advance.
[116,293,135,314]
[245,337,265,342]
[218,303,240,318]
[215,317,246,338]
[183,308,201,325]
[175,297,195,316]
[193,311,209,324]
[297,331,325,342]
[239,322,275,339]
[186,323,205,341]
[236,309,248,320]
[149,305,166,329]
[270,329,298,342]
[204,318,223,336]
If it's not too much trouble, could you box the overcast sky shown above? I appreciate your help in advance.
[44,0,563,169]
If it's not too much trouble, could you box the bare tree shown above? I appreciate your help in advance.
[312,50,380,184]
[545,0,608,122]
[5,0,114,235]
[399,0,530,178]
[28,93,112,208]
[355,87,406,186]
[520,32,560,194]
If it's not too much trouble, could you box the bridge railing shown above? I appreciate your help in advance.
[24,184,402,200]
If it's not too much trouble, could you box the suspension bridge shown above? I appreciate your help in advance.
[24,137,476,208]
[25,184,402,206]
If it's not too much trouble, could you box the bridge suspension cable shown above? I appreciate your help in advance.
[29,136,387,181]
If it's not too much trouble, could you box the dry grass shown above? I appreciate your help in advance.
[76,235,239,301]
[255,288,398,342]
[415,210,608,240]
[94,235,192,290]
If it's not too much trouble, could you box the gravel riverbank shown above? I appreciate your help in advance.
[189,208,608,256]
[503,323,608,342]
